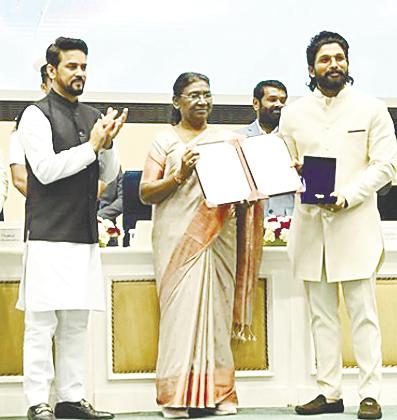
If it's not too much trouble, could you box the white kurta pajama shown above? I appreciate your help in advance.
[0,147,8,213]
[17,104,119,406]
[279,85,397,400]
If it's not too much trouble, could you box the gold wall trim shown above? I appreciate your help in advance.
[341,278,397,368]
[232,278,268,370]
[0,281,24,376]
[111,278,269,374]
[111,279,159,374]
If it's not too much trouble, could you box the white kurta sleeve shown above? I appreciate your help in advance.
[9,130,26,165]
[341,101,397,208]
[0,150,8,211]
[98,146,120,184]
[18,105,97,185]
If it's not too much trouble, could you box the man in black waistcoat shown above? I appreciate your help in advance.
[17,37,128,420]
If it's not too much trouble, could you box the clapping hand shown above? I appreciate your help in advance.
[89,117,115,152]
[102,107,129,149]
[89,107,128,152]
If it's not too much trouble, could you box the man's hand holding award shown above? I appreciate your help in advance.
[300,156,346,212]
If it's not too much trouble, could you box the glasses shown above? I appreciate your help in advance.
[179,92,213,102]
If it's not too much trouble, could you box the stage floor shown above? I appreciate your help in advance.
[5,406,397,420]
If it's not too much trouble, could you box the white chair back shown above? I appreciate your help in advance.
[129,220,153,250]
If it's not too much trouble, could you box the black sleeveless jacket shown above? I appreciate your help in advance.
[24,90,101,244]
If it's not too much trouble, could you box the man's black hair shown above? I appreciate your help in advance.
[46,37,88,68]
[253,80,288,101]
[306,31,353,91]
[40,64,49,84]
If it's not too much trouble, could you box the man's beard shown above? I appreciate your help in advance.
[64,79,85,96]
[259,108,281,129]
[315,70,349,92]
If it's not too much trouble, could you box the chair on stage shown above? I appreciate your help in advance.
[129,220,153,251]
[122,170,152,247]
[378,185,397,220]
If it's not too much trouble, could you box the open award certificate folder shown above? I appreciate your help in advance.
[194,134,302,206]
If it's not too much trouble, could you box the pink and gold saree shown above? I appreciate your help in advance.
[141,126,263,408]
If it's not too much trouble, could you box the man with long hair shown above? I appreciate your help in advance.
[279,31,397,419]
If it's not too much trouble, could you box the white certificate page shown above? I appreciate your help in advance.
[195,141,252,205]
[240,134,302,196]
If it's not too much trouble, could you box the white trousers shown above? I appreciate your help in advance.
[304,273,382,400]
[23,310,90,407]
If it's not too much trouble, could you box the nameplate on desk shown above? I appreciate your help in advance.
[0,223,23,246]
[381,221,397,246]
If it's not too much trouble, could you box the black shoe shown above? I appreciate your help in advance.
[27,403,55,420]
[357,398,382,419]
[54,399,114,419]
[295,394,344,415]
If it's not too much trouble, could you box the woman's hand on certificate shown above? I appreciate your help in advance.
[178,148,200,181]
[239,199,260,208]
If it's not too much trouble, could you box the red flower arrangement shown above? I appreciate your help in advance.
[263,216,291,246]
[98,217,121,247]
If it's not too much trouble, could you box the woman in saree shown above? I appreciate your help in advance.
[140,72,263,418]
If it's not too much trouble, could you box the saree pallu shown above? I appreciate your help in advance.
[141,126,263,408]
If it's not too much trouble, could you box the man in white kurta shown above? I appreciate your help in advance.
[16,37,127,420]
[17,106,118,311]
[0,149,7,220]
[279,31,397,420]
[9,64,52,197]
[9,128,39,197]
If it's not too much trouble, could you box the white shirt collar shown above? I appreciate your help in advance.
[255,119,278,134]
[313,84,351,103]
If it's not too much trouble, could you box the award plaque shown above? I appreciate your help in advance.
[301,156,337,204]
